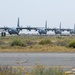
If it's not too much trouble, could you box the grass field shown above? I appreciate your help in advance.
[0,35,75,52]
[0,65,66,75]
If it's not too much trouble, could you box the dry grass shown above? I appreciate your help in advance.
[0,65,66,75]
[0,35,75,52]
[0,44,75,52]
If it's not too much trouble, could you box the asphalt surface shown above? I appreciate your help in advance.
[0,53,75,67]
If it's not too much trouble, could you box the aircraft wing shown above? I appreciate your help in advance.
[61,28,71,31]
[17,27,43,31]
[0,27,9,31]
[46,28,71,31]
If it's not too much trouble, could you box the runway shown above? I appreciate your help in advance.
[0,53,75,67]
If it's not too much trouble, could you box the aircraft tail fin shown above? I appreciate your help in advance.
[45,20,47,29]
[60,22,61,30]
[17,17,20,27]
[74,24,75,30]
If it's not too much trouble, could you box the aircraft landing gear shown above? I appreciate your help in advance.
[1,32,6,37]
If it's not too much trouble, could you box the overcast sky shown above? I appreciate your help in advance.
[0,0,75,29]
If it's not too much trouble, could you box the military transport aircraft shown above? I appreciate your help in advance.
[19,20,52,35]
[0,18,22,36]
[25,20,48,35]
[46,22,64,34]
[46,22,75,34]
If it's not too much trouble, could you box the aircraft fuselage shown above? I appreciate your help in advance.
[55,30,61,34]
[38,29,47,35]
[8,28,19,35]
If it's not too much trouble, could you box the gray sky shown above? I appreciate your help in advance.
[0,0,75,29]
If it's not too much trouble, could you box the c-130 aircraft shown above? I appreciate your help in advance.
[0,18,22,36]
[47,22,75,35]
[25,20,48,35]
